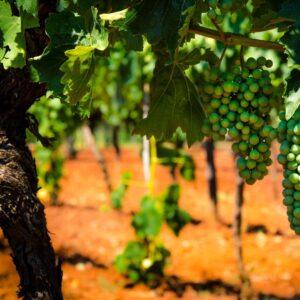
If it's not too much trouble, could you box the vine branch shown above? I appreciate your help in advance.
[188,24,285,52]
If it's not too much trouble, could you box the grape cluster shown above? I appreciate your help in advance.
[201,57,277,184]
[277,109,300,235]
[207,0,233,24]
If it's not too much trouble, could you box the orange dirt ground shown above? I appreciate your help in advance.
[1,143,300,300]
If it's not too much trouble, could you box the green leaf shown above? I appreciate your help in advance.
[58,0,100,12]
[60,46,98,113]
[120,30,144,51]
[178,47,218,68]
[132,196,163,239]
[20,9,39,29]
[31,46,68,92]
[279,0,300,27]
[80,26,109,51]
[192,0,209,24]
[281,27,300,65]
[46,11,86,50]
[135,63,205,146]
[179,154,196,181]
[0,1,25,68]
[163,184,191,235]
[285,88,300,120]
[16,0,38,16]
[251,0,291,31]
[126,0,196,53]
[286,69,300,94]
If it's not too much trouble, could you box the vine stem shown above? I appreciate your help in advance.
[188,25,285,52]
[218,45,228,66]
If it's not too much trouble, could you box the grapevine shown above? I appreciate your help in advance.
[1,0,300,299]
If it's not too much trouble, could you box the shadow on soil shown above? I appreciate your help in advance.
[58,252,107,269]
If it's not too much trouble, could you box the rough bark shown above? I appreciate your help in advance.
[0,67,63,299]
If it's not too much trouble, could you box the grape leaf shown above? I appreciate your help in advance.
[251,0,292,31]
[135,63,205,146]
[132,196,163,239]
[178,47,218,68]
[286,69,300,94]
[60,46,97,111]
[20,10,39,29]
[32,10,108,96]
[45,11,86,50]
[0,1,25,69]
[280,27,300,65]
[285,68,300,119]
[16,0,38,16]
[192,0,209,24]
[285,88,300,120]
[279,0,300,27]
[31,11,87,93]
[31,47,69,93]
[126,0,196,54]
[58,0,100,12]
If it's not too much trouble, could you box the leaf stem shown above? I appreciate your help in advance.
[188,25,285,52]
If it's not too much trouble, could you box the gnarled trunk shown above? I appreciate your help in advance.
[0,67,63,299]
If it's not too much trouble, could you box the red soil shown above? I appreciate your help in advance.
[1,143,299,300]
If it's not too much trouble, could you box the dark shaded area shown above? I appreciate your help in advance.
[59,253,107,269]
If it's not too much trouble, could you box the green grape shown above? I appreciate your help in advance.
[246,57,257,70]
[223,81,235,93]
[252,69,262,80]
[244,90,254,101]
[240,111,250,122]
[237,157,247,170]
[207,8,217,19]
[215,15,224,24]
[239,141,248,151]
[222,97,230,104]
[241,100,249,108]
[236,121,244,130]
[287,153,296,161]
[265,59,273,68]
[246,159,256,170]
[249,83,259,93]
[219,104,229,115]
[294,124,300,135]
[209,112,220,123]
[211,98,221,108]
[227,111,236,122]
[249,134,259,145]
[228,127,239,138]
[257,56,267,67]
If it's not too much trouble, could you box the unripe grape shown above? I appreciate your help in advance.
[246,57,257,70]
[207,9,217,19]
[208,0,218,8]
[257,56,267,67]
[265,59,273,68]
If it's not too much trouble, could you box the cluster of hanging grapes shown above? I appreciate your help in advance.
[277,109,300,234]
[201,57,277,184]
[207,0,233,24]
